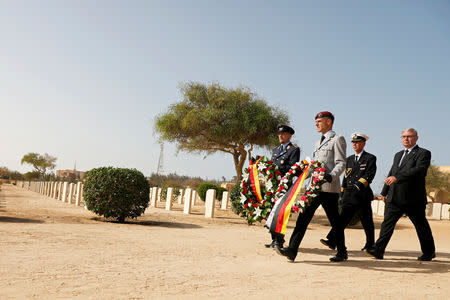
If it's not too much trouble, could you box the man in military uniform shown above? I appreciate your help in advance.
[320,132,377,252]
[265,124,300,249]
[277,111,348,262]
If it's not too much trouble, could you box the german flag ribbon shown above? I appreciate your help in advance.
[270,164,310,235]
[249,158,263,202]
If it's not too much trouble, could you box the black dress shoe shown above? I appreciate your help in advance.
[276,247,296,262]
[361,244,373,251]
[418,253,436,261]
[329,252,348,262]
[320,239,336,250]
[265,241,275,248]
[365,247,383,259]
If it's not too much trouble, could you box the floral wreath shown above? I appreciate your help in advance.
[240,156,282,224]
[274,159,327,214]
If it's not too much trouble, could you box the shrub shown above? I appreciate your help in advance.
[216,186,227,201]
[229,183,243,215]
[83,167,150,223]
[197,183,218,201]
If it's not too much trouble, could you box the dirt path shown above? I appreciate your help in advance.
[1,184,449,299]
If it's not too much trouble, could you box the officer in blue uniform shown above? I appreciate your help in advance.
[265,124,300,249]
[320,132,377,251]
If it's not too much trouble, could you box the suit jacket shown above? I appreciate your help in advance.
[272,142,300,176]
[381,145,431,208]
[312,131,346,193]
[342,151,377,204]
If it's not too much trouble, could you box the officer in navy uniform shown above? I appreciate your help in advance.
[320,132,377,251]
[265,124,300,249]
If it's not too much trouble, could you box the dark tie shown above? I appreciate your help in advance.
[320,135,325,143]
[355,155,359,163]
[398,149,409,166]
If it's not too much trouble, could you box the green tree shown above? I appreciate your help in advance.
[0,166,10,178]
[155,82,289,182]
[426,165,450,202]
[21,152,57,179]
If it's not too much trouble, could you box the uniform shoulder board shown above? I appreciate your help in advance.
[291,143,298,148]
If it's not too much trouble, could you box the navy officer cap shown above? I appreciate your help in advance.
[277,124,295,135]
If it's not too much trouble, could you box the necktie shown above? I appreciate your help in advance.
[355,155,359,163]
[398,149,409,166]
[320,135,325,143]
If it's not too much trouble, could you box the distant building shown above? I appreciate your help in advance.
[56,169,86,181]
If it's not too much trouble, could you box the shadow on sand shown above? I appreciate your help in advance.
[286,247,450,274]
[90,217,203,229]
[0,216,45,224]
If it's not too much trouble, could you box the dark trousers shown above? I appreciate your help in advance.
[271,232,285,245]
[288,192,346,255]
[375,202,435,255]
[326,200,375,248]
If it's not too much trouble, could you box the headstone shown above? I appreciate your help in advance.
[221,191,229,210]
[61,182,68,202]
[377,201,385,216]
[150,187,158,207]
[425,203,433,217]
[68,183,74,204]
[371,200,379,215]
[205,189,216,218]
[157,188,162,202]
[441,204,450,220]
[177,189,184,204]
[183,188,192,214]
[57,182,63,200]
[165,187,173,211]
[191,190,197,206]
[75,182,82,206]
[431,203,442,220]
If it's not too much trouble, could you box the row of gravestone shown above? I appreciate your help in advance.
[15,181,230,219]
[371,199,450,220]
[16,180,85,206]
[148,187,230,218]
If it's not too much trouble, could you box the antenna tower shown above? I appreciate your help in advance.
[156,142,164,175]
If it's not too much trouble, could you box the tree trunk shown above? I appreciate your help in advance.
[232,147,247,183]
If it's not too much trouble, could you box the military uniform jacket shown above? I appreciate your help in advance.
[312,131,346,193]
[342,151,377,204]
[271,142,300,176]
[381,146,431,208]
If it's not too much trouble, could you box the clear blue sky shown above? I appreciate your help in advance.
[1,0,449,192]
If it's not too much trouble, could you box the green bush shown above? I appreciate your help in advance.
[197,183,218,201]
[229,183,243,215]
[83,167,150,223]
[216,186,227,201]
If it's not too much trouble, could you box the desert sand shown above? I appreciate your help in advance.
[0,183,449,299]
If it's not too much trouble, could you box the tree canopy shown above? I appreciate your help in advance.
[21,152,57,180]
[155,82,289,181]
[426,165,450,202]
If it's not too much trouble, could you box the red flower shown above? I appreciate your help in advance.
[301,195,307,201]
[313,178,319,183]
[320,167,326,172]
[244,203,248,209]
[268,160,273,164]
[306,191,311,195]
[253,203,258,208]
[292,206,299,212]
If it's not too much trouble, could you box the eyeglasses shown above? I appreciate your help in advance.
[401,135,416,139]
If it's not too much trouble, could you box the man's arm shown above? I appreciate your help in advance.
[288,147,300,167]
[395,149,431,182]
[330,135,347,179]
[355,155,377,191]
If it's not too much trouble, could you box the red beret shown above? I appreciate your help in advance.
[315,111,334,121]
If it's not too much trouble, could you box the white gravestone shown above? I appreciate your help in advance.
[68,183,74,204]
[150,187,158,207]
[75,182,82,206]
[431,203,442,220]
[205,189,216,218]
[183,188,192,214]
[61,182,68,202]
[221,191,229,210]
[425,203,433,217]
[441,204,449,220]
[165,187,173,211]
[191,190,197,206]
[157,188,162,202]
[177,189,184,204]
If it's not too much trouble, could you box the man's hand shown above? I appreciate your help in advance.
[385,176,398,186]
[324,173,333,183]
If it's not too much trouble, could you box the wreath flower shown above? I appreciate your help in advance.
[240,156,282,224]
[273,159,327,214]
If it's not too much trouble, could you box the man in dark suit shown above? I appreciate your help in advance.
[265,124,300,249]
[366,128,436,261]
[320,132,376,251]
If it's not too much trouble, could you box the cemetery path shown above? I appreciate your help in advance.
[0,184,449,299]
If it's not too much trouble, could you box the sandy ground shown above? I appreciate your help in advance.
[0,184,449,300]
